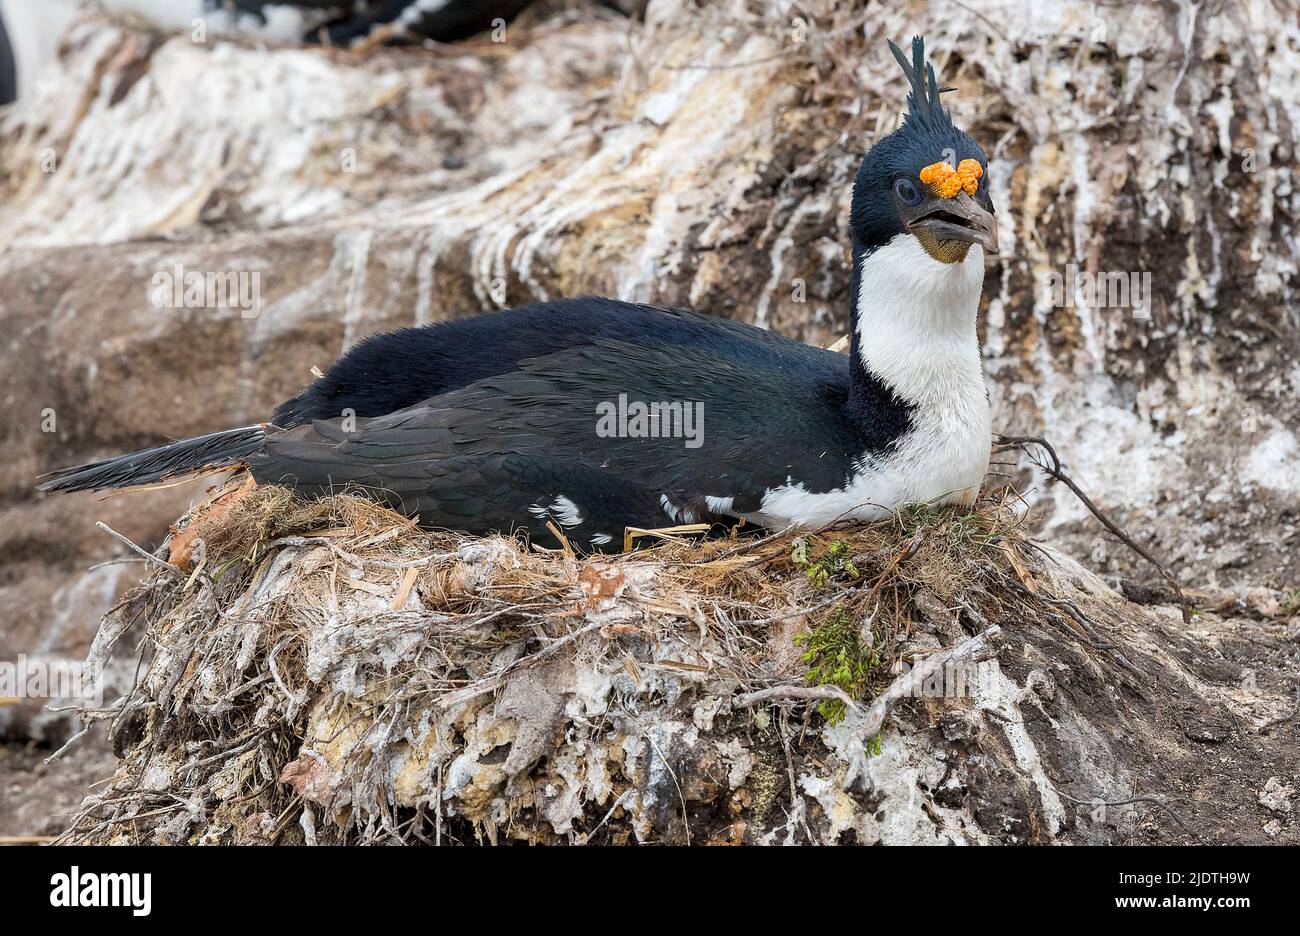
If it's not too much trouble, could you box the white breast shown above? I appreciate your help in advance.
[750,235,991,529]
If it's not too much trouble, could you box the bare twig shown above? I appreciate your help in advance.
[737,626,1002,744]
[995,434,1192,623]
[740,586,861,627]
[1052,787,1201,843]
[734,684,861,714]
[859,626,1002,741]
[43,723,93,764]
[95,522,179,575]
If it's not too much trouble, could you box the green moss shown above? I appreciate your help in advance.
[794,604,881,723]
[791,537,861,588]
[894,501,1004,548]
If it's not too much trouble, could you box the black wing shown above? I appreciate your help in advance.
[273,299,840,426]
[252,335,864,549]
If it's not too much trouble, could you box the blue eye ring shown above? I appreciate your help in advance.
[894,177,922,206]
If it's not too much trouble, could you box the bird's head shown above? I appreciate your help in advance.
[850,36,997,265]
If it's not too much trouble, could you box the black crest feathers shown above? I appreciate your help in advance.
[886,35,956,132]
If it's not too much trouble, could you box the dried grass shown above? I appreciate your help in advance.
[55,474,1109,845]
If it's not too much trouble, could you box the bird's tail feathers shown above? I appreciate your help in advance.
[36,426,265,494]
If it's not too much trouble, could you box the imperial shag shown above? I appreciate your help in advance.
[39,36,999,553]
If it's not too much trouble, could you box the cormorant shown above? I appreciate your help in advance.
[39,36,999,553]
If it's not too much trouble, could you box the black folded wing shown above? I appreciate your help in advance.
[251,335,862,549]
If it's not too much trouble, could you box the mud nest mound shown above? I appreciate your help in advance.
[57,477,1261,845]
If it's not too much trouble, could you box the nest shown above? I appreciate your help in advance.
[59,477,1110,845]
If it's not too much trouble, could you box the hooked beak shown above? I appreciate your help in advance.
[906,190,999,255]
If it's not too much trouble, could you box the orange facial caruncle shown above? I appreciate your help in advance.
[918,159,983,199]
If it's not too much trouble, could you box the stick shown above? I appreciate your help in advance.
[995,435,1192,623]
[391,565,421,611]
[1052,788,1201,843]
[43,723,92,764]
[740,586,861,626]
[734,684,861,714]
[545,520,575,557]
[623,523,712,552]
[95,522,180,575]
[736,626,1002,742]
[858,626,1001,741]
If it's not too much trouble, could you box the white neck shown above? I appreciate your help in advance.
[854,235,986,404]
[748,236,992,527]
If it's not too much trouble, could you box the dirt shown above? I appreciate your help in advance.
[0,733,117,841]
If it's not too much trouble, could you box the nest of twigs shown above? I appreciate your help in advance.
[58,476,1114,845]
